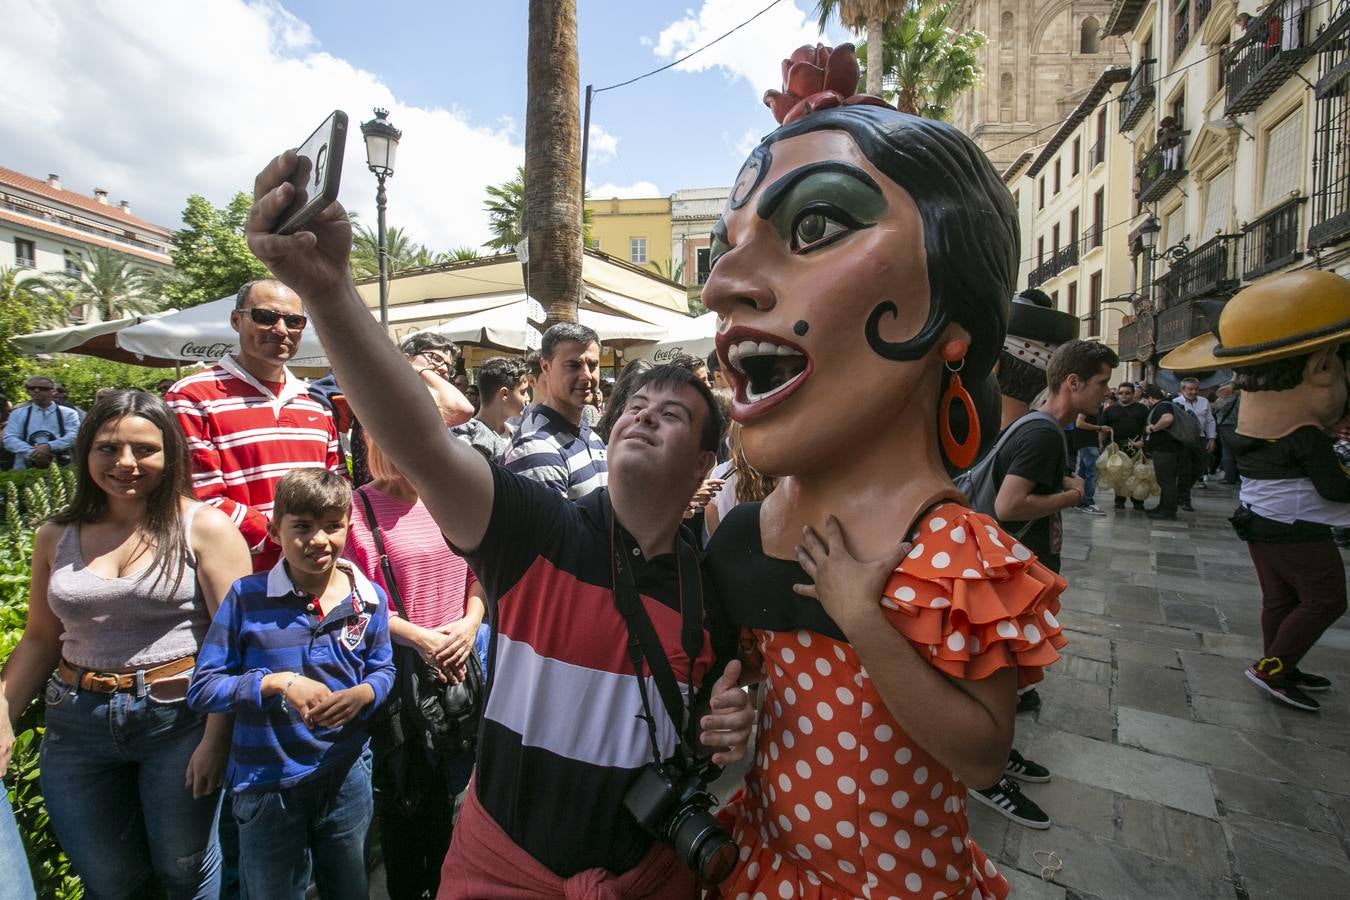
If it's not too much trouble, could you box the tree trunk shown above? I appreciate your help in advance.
[864,16,884,95]
[526,0,583,328]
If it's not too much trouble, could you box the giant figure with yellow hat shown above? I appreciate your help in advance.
[1163,270,1350,712]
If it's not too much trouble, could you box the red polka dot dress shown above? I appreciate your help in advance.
[706,502,1067,900]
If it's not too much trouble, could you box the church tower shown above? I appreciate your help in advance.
[949,1,1131,169]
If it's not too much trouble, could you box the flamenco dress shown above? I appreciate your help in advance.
[705,501,1067,900]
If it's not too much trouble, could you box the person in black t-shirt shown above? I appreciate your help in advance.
[993,341,1119,571]
[1140,385,1185,519]
[1099,382,1152,510]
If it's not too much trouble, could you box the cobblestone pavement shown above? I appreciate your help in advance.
[970,480,1350,899]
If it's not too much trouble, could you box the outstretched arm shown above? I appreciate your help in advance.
[243,151,493,552]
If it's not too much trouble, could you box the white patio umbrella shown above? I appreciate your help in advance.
[624,311,718,363]
[116,296,329,366]
[417,301,667,352]
[11,310,182,366]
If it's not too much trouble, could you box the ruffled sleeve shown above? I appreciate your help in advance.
[878,503,1067,685]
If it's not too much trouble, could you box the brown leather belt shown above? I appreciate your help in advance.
[58,655,196,694]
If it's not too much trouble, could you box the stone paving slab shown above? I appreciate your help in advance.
[1225,811,1350,900]
[1018,724,1217,818]
[1209,768,1344,835]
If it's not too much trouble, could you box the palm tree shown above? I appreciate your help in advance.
[55,248,160,322]
[858,3,986,118]
[484,166,594,255]
[446,246,481,262]
[526,0,584,327]
[814,0,909,95]
[351,224,436,279]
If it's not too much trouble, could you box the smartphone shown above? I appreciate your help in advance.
[275,110,348,234]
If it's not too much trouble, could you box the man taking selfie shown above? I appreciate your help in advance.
[243,149,753,899]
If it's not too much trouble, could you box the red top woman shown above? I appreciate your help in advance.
[702,45,1067,899]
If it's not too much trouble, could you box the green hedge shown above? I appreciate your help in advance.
[2,469,82,897]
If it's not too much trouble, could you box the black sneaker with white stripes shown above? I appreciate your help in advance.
[1004,748,1051,783]
[969,776,1051,829]
[1292,668,1333,692]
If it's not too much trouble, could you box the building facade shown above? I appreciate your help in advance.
[585,195,673,278]
[1009,66,1139,358]
[671,187,729,294]
[950,0,1131,168]
[0,168,174,279]
[1104,0,1350,377]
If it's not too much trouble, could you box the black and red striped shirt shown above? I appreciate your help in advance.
[463,465,734,877]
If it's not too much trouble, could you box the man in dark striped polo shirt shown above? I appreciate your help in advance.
[505,323,608,499]
[244,163,753,897]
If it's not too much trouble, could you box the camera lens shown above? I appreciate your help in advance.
[669,807,737,885]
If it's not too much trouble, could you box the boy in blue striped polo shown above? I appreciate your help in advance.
[188,468,393,900]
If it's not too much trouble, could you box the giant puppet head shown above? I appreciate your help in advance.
[702,44,1018,479]
[1161,270,1350,438]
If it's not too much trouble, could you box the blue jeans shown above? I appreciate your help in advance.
[39,673,222,899]
[1077,447,1100,506]
[233,751,373,900]
[0,789,36,900]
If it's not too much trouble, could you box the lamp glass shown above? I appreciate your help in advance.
[1140,223,1159,251]
[364,133,394,175]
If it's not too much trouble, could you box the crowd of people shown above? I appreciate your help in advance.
[1,39,1347,900]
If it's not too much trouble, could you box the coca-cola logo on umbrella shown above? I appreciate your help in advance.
[180,341,235,359]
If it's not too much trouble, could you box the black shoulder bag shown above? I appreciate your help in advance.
[359,488,484,815]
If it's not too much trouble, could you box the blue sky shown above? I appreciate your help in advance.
[1,0,848,251]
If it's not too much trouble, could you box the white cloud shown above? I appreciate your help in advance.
[588,124,620,162]
[0,0,522,252]
[588,181,663,199]
[651,0,824,98]
[733,128,762,160]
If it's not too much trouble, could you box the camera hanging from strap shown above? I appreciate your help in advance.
[603,489,705,766]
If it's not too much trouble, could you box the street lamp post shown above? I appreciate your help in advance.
[360,108,402,332]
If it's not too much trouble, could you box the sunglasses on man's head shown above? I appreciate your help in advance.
[244,307,307,330]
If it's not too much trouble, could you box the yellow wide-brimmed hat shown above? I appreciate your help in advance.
[1160,270,1350,372]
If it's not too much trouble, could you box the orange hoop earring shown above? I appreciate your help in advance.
[939,356,981,469]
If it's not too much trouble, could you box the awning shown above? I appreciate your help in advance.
[624,311,718,363]
[418,301,667,352]
[11,311,183,367]
[116,296,330,365]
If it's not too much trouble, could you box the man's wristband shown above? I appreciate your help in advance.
[278,673,299,710]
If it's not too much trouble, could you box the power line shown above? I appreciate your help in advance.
[594,0,789,94]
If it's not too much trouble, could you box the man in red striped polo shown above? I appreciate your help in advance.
[167,279,344,573]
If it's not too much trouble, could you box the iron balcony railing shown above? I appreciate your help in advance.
[1243,196,1306,279]
[1224,3,1313,115]
[1027,242,1080,288]
[1081,224,1104,254]
[1137,139,1186,203]
[1119,60,1157,132]
[1174,15,1192,62]
[1157,234,1243,307]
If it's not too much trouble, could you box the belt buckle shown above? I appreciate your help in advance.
[86,673,121,693]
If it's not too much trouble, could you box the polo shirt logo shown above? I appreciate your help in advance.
[342,612,371,650]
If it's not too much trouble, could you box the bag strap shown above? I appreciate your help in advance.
[356,487,409,620]
[603,490,703,760]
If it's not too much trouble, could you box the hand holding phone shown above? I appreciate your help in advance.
[274,110,347,235]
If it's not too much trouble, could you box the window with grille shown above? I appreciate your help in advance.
[696,248,711,284]
[630,237,647,264]
[14,238,35,268]
[1164,204,1186,249]
[1310,35,1350,248]
[1201,167,1233,238]
[64,249,81,276]
[1261,108,1304,210]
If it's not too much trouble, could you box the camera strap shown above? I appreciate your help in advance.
[603,489,704,763]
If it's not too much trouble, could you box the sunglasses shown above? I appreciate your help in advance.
[243,307,307,330]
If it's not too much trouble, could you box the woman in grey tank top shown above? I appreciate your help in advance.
[0,390,250,898]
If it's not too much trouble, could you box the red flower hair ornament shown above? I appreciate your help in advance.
[763,43,894,126]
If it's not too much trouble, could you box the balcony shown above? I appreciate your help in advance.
[1242,196,1306,279]
[1157,234,1243,307]
[1223,4,1313,116]
[1137,140,1186,203]
[1174,15,1192,62]
[1081,224,1104,255]
[1119,61,1157,132]
[1026,243,1079,288]
[1088,140,1106,169]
